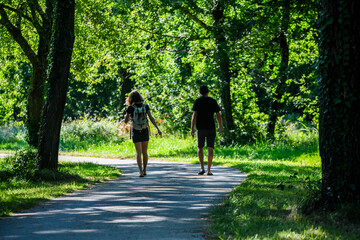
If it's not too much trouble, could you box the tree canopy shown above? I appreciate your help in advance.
[1,0,319,143]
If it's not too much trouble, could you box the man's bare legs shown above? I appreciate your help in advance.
[198,146,214,175]
[198,147,205,173]
[207,147,214,175]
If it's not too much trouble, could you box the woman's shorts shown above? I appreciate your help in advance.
[132,128,149,143]
[197,129,216,148]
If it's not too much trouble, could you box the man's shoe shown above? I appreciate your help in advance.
[198,170,205,175]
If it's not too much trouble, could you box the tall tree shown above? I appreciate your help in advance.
[266,0,290,138]
[318,1,360,207]
[211,0,235,133]
[0,0,54,147]
[37,0,75,169]
[168,0,243,138]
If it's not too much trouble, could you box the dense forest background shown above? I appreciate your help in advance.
[0,0,319,144]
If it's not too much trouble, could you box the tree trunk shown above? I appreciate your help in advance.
[38,0,75,169]
[119,65,134,115]
[212,0,235,136]
[267,0,290,139]
[1,1,54,147]
[318,0,360,208]
[26,65,46,147]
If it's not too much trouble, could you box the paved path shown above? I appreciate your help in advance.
[0,155,246,240]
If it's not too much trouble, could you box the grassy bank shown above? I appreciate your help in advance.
[0,158,121,217]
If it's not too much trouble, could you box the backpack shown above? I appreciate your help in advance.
[132,103,148,130]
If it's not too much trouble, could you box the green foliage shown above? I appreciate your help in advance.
[11,148,38,179]
[1,148,38,180]
[64,71,124,119]
[0,61,31,123]
[0,0,320,143]
[60,117,126,151]
[0,122,26,143]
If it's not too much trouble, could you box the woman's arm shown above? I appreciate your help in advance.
[124,112,131,124]
[147,110,162,136]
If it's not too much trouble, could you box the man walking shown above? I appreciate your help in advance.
[191,85,222,175]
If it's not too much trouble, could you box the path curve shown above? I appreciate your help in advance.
[0,156,246,240]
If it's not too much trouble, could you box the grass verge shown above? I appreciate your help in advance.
[208,147,360,239]
[0,160,121,217]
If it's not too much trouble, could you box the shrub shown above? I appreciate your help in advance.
[60,116,126,143]
[0,122,26,143]
[6,148,38,179]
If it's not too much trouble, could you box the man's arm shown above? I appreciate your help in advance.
[191,111,197,137]
[216,112,222,134]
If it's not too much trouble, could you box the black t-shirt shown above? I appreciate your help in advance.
[192,96,221,130]
[126,103,150,117]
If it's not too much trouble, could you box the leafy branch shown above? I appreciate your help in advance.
[0,4,38,65]
[132,25,210,41]
[177,6,213,32]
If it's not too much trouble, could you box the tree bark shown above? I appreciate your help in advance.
[318,0,360,208]
[119,64,133,115]
[267,0,290,139]
[212,0,235,136]
[26,65,46,146]
[38,0,75,169]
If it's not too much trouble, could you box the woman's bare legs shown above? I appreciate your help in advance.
[134,142,144,176]
[142,141,149,175]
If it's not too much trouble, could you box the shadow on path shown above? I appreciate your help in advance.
[0,156,247,240]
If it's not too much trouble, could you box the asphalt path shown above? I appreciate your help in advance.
[0,155,247,240]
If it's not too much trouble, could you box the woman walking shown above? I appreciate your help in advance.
[124,90,162,177]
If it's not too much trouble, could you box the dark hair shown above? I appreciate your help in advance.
[126,90,144,106]
[199,85,209,95]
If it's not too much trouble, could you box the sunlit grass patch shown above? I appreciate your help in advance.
[209,154,359,239]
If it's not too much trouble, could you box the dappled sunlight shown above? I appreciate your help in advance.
[0,157,246,239]
[35,229,98,235]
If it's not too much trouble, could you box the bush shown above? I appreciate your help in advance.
[276,119,318,146]
[60,116,126,143]
[5,148,38,179]
[0,122,26,143]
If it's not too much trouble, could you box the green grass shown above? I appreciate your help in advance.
[1,120,359,239]
[207,146,360,239]
[0,160,121,216]
[58,134,199,161]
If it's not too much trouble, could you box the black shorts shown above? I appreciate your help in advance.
[132,128,149,143]
[197,129,216,148]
